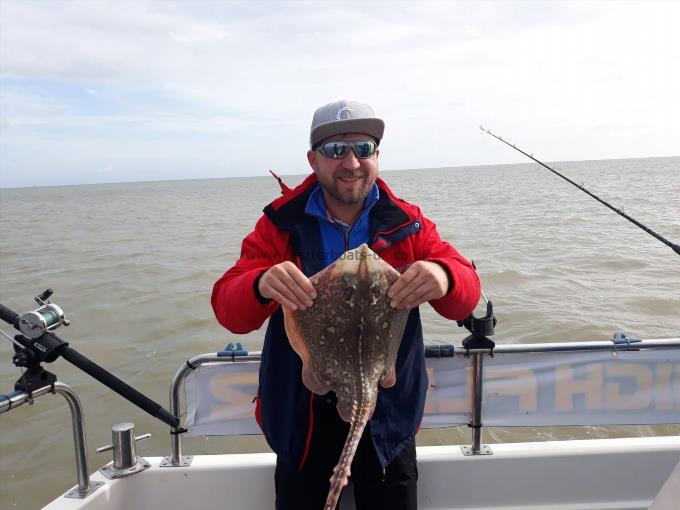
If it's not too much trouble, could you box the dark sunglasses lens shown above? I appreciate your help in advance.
[320,140,376,159]
[322,141,350,159]
[354,141,376,158]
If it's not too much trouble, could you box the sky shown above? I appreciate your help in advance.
[0,0,678,188]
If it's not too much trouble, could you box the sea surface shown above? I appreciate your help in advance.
[1,157,679,509]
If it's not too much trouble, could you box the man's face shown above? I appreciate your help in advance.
[307,133,379,207]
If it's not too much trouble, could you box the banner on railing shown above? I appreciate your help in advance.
[185,347,680,436]
[186,361,261,436]
[482,350,680,426]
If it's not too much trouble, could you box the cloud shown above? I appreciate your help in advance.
[1,1,679,187]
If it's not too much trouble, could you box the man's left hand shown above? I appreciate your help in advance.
[388,261,450,310]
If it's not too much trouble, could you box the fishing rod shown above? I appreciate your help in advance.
[0,289,180,428]
[480,126,680,257]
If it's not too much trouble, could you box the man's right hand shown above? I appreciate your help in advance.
[258,262,317,311]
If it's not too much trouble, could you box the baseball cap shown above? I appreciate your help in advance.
[310,100,385,148]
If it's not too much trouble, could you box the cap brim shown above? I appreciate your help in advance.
[310,118,385,147]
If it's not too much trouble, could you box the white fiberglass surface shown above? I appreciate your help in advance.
[43,437,680,510]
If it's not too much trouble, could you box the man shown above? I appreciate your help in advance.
[212,100,480,509]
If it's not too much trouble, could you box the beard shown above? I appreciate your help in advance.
[322,174,375,205]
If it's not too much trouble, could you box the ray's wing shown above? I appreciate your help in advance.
[363,267,409,389]
[284,262,342,395]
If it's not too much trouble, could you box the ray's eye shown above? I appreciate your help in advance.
[370,283,381,300]
[343,286,355,303]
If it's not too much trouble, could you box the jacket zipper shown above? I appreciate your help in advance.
[333,219,353,252]
[343,224,353,252]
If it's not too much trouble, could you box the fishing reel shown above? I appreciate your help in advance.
[0,290,70,394]
[17,289,70,339]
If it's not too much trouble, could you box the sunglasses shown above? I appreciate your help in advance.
[317,140,378,159]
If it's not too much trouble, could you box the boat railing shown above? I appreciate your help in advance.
[166,352,263,466]
[165,335,680,466]
[460,336,680,455]
[0,381,104,498]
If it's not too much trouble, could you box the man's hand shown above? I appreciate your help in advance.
[258,262,317,311]
[388,261,450,310]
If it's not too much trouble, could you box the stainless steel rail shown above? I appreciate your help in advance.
[470,338,680,355]
[466,352,491,456]
[166,337,680,462]
[165,352,262,466]
[0,382,103,498]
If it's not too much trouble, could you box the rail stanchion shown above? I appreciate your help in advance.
[458,300,496,456]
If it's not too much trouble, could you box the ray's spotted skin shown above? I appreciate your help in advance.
[284,244,409,509]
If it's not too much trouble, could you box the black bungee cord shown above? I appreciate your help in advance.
[480,126,680,258]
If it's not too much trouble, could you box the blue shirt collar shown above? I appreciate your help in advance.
[305,181,380,223]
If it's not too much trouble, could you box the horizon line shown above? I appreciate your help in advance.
[1,154,678,191]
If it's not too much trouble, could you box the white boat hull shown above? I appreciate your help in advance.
[44,436,680,510]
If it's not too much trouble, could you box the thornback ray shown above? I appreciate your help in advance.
[284,243,409,510]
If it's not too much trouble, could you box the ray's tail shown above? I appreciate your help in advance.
[324,401,372,510]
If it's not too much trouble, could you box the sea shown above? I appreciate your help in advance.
[1,157,679,509]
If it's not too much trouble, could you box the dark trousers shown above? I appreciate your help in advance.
[274,394,418,510]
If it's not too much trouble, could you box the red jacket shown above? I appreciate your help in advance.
[211,173,480,467]
[212,173,480,332]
